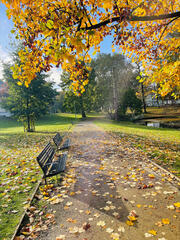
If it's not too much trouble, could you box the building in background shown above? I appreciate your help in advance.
[0,80,11,117]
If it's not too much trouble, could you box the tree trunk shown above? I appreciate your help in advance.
[27,114,31,132]
[80,95,86,118]
[141,82,147,113]
[26,93,32,132]
[112,67,118,120]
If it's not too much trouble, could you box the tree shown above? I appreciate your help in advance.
[2,0,180,97]
[135,62,147,113]
[1,63,57,132]
[91,53,137,119]
[60,67,98,118]
[118,88,142,119]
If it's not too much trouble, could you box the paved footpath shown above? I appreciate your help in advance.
[39,121,180,240]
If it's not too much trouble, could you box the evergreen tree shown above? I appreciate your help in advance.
[1,63,57,132]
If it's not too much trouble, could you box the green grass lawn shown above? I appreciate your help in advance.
[95,119,180,176]
[0,113,80,240]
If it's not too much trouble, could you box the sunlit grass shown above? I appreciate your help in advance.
[95,119,180,143]
[95,119,180,176]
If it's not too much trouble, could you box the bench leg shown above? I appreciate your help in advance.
[44,177,47,185]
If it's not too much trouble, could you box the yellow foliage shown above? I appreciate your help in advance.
[2,0,180,96]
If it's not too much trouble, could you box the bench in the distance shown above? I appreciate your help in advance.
[36,142,67,184]
[53,132,70,150]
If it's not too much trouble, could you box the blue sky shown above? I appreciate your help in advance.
[0,4,14,52]
[0,3,113,53]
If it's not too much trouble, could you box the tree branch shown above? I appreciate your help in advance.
[81,11,180,30]
[157,16,180,48]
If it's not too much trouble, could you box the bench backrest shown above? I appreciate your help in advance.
[53,132,63,147]
[37,142,55,172]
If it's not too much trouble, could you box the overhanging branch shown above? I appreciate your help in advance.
[81,11,180,30]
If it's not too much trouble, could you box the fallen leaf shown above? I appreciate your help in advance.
[174,202,180,208]
[83,222,91,231]
[144,233,153,237]
[126,220,134,226]
[69,226,85,234]
[45,213,54,219]
[148,230,157,235]
[167,205,175,210]
[111,232,120,239]
[85,210,91,215]
[162,218,170,225]
[128,216,137,221]
[66,201,73,206]
[97,220,106,227]
[56,235,65,240]
[66,218,77,223]
[104,206,110,211]
[148,174,155,178]
[155,221,163,227]
[118,226,125,232]
[106,228,114,233]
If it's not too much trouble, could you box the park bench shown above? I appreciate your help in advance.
[53,132,70,150]
[36,142,67,184]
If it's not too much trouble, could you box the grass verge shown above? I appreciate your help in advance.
[0,113,80,240]
[95,119,180,177]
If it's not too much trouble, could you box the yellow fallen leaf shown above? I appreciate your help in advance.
[162,218,170,225]
[128,216,137,221]
[148,230,157,235]
[174,202,180,208]
[136,204,141,208]
[69,192,75,196]
[148,174,155,178]
[22,232,30,236]
[126,220,134,226]
[85,210,91,215]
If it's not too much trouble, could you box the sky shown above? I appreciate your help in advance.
[0,3,114,88]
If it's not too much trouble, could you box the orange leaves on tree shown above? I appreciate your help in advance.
[3,0,180,96]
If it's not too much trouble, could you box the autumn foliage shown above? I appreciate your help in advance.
[2,0,180,97]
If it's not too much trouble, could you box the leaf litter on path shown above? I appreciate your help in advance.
[14,122,180,240]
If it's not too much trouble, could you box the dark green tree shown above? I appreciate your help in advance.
[117,88,142,119]
[60,67,99,118]
[1,63,57,132]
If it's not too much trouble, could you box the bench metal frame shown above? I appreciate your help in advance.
[36,142,67,184]
[53,132,70,150]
